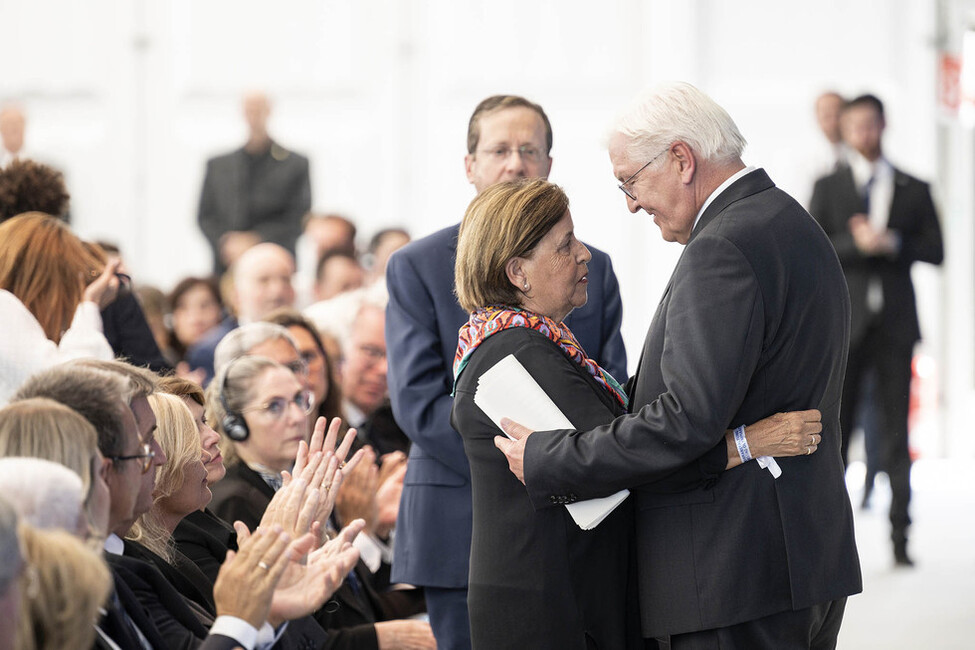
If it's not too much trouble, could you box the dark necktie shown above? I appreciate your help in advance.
[862,175,875,214]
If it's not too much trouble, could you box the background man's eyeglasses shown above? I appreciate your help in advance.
[477,145,547,163]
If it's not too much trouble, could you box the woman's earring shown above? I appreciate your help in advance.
[523,282,529,290]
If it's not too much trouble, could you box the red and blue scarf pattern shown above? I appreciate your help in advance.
[452,305,628,409]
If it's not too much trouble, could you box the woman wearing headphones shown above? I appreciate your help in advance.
[204,355,315,529]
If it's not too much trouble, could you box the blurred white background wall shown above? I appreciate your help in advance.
[2,0,973,459]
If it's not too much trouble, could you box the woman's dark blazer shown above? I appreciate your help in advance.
[451,327,641,650]
[173,508,238,585]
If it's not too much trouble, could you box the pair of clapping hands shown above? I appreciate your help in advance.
[335,445,407,540]
[211,417,366,630]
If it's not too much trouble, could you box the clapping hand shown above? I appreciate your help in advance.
[213,525,293,629]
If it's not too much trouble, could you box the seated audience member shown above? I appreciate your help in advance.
[0,457,87,535]
[339,291,410,457]
[364,228,410,285]
[264,309,346,436]
[304,213,357,258]
[17,523,113,650]
[168,276,225,364]
[207,356,315,523]
[314,250,365,302]
[207,356,433,650]
[187,242,296,384]
[0,397,111,539]
[0,159,69,222]
[127,392,221,616]
[0,213,119,404]
[83,242,172,373]
[135,284,171,357]
[295,213,357,307]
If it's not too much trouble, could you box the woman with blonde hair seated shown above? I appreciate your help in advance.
[16,525,112,650]
[126,392,220,617]
[0,397,111,539]
[0,212,121,403]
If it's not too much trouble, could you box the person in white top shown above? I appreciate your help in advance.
[0,212,120,404]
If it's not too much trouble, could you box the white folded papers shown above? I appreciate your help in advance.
[473,353,629,530]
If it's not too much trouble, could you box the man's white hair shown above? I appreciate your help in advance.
[610,81,747,164]
[0,457,84,533]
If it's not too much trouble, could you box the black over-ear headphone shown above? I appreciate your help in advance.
[218,357,250,442]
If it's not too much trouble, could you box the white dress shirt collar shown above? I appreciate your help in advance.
[692,165,757,234]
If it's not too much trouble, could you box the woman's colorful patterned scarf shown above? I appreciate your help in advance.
[452,305,628,409]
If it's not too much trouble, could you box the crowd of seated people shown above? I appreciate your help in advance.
[0,152,429,649]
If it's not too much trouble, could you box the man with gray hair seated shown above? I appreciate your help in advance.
[0,457,86,535]
[0,495,22,650]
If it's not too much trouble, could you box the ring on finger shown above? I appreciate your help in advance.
[258,561,270,571]
[805,446,812,455]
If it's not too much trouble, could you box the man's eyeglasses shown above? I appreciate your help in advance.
[107,442,156,474]
[243,390,315,419]
[477,144,547,163]
[618,146,670,201]
[356,344,386,366]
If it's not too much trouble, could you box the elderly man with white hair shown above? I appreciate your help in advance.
[188,242,297,384]
[0,457,87,534]
[496,82,862,649]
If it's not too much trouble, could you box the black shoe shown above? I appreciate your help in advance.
[893,540,915,567]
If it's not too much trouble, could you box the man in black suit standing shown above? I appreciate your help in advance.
[198,92,311,274]
[810,94,944,567]
[497,82,861,649]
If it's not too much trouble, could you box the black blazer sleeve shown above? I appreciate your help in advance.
[524,234,762,507]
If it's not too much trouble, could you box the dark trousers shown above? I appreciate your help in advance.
[841,322,913,542]
[653,598,847,650]
[425,586,471,650]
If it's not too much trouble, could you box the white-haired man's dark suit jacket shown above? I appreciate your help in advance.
[524,169,862,638]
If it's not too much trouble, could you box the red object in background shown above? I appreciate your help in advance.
[939,52,961,115]
[908,354,936,461]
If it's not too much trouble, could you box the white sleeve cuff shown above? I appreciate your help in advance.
[209,616,257,650]
[354,532,383,573]
[255,620,288,649]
